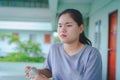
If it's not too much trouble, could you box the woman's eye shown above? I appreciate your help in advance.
[58,25,62,27]
[67,25,72,27]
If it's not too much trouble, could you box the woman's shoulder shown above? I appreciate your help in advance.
[50,42,63,49]
[48,43,63,56]
[85,45,99,52]
[82,45,102,64]
[85,45,101,58]
[83,45,101,57]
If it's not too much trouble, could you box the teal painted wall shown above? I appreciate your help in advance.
[89,0,120,80]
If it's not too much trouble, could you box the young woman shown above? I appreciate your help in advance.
[25,8,102,80]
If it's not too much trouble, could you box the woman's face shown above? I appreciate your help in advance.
[57,13,83,43]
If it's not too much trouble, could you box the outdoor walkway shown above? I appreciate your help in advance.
[0,62,44,80]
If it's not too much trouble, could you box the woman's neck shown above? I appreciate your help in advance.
[63,42,84,56]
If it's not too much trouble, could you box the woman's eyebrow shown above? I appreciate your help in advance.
[58,22,72,25]
[65,22,72,24]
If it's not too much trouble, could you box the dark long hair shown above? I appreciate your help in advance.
[58,9,92,46]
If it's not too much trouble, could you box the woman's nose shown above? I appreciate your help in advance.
[61,26,66,32]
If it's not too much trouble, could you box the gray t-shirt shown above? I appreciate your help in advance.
[44,43,102,80]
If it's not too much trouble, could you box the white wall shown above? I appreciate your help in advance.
[0,30,54,56]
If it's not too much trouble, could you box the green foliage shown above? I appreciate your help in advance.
[17,40,42,57]
[0,33,9,38]
[0,33,45,63]
[7,52,28,62]
[0,33,20,43]
[54,36,60,42]
[8,35,20,43]
[0,52,45,63]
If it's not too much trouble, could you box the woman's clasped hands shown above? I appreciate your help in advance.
[25,66,49,80]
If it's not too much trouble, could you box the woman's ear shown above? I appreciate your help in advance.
[79,24,84,34]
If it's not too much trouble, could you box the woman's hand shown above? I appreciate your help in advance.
[25,66,38,78]
[25,66,49,80]
[25,66,33,78]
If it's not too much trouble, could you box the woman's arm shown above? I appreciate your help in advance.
[38,68,52,78]
[83,49,102,80]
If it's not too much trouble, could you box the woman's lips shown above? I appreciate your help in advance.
[60,34,67,38]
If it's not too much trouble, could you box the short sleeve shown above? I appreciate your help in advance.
[83,48,102,80]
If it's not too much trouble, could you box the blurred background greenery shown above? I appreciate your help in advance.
[0,33,45,63]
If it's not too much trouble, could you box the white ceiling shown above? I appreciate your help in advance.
[0,0,95,31]
[0,0,95,22]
